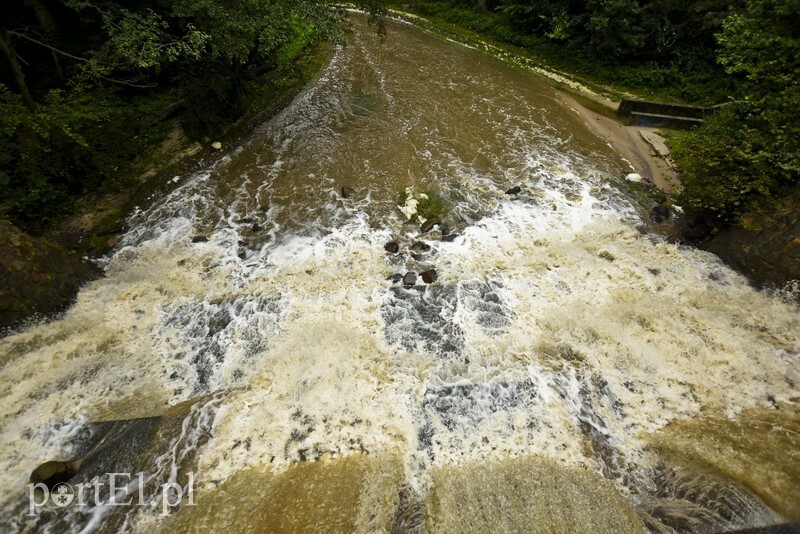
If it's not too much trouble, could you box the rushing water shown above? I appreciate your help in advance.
[1,14,799,533]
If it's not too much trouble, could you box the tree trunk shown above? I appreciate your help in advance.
[0,32,36,112]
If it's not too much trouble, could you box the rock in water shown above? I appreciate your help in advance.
[420,219,439,233]
[625,173,643,183]
[651,204,670,223]
[384,241,400,254]
[421,269,438,284]
[403,272,417,286]
[387,273,403,284]
[505,186,521,195]
[30,460,81,490]
[441,234,458,242]
[252,223,263,232]
[192,235,208,243]
[341,186,355,198]
[411,241,431,253]
[686,223,711,240]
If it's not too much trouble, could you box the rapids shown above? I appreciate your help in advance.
[1,13,798,533]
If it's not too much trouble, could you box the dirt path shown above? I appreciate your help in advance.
[557,92,681,194]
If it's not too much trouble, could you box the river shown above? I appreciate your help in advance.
[1,14,798,533]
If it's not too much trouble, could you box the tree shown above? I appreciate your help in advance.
[0,0,387,229]
[674,0,800,223]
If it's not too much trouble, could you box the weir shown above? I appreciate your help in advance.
[1,14,798,532]
[617,99,722,129]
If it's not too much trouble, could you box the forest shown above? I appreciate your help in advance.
[0,0,798,234]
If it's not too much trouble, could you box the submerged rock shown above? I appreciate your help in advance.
[411,241,431,253]
[341,186,355,199]
[387,273,403,284]
[252,223,263,232]
[505,186,521,195]
[403,272,417,287]
[384,241,400,254]
[192,235,208,243]
[441,234,458,242]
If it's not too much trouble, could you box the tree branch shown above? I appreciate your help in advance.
[6,30,90,63]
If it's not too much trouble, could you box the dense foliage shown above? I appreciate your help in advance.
[671,0,799,225]
[0,0,385,230]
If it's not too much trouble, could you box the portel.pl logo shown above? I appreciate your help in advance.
[28,473,195,516]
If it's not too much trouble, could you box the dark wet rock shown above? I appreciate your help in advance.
[411,254,426,261]
[441,234,458,242]
[259,204,270,212]
[384,241,400,254]
[30,460,81,490]
[505,186,521,195]
[686,223,711,240]
[0,221,100,330]
[238,251,248,260]
[650,204,671,223]
[420,219,439,233]
[666,234,684,245]
[192,235,208,243]
[387,273,403,284]
[598,250,615,262]
[421,269,438,284]
[411,241,431,253]
[341,186,355,198]
[703,196,800,286]
[24,408,215,530]
[252,223,263,232]
[439,222,451,235]
[239,217,254,224]
[458,210,484,225]
[403,272,417,287]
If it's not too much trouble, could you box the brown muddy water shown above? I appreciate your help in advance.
[1,14,799,533]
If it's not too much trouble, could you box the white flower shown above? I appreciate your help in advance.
[399,198,419,220]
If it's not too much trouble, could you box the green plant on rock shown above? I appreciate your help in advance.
[398,186,447,223]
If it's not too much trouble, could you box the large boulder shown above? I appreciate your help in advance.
[0,221,100,330]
